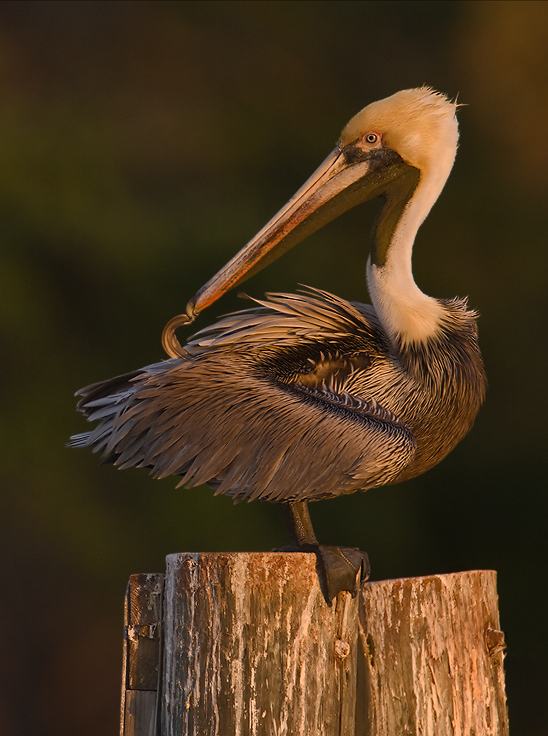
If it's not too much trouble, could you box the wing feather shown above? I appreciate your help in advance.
[70,289,415,501]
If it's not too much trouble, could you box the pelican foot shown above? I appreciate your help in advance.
[278,501,370,604]
[275,544,370,604]
[314,545,370,604]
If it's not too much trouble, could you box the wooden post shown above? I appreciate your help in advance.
[357,570,509,735]
[161,552,359,736]
[121,573,165,736]
[121,556,509,735]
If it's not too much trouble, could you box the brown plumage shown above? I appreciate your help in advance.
[71,288,484,503]
[71,88,487,599]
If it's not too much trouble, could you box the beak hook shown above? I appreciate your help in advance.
[162,313,193,358]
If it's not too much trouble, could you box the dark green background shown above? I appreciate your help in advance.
[1,2,546,734]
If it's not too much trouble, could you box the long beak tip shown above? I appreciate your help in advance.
[185,300,198,321]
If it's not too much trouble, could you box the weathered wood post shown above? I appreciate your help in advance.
[161,552,359,735]
[120,555,509,736]
[356,570,509,735]
[121,573,165,736]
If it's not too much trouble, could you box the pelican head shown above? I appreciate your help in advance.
[341,87,458,176]
[164,88,460,354]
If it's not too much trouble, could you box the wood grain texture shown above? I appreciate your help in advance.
[161,552,359,736]
[124,691,158,736]
[121,573,165,736]
[357,570,509,735]
[124,558,508,735]
[121,582,129,736]
[127,573,164,691]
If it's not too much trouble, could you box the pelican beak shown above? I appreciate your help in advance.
[186,142,408,319]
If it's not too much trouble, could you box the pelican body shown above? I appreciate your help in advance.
[71,89,486,601]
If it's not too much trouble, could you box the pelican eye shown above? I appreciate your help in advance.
[365,132,380,144]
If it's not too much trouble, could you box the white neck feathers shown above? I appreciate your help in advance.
[366,92,458,345]
[367,171,449,345]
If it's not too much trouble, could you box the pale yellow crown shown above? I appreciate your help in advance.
[340,87,459,173]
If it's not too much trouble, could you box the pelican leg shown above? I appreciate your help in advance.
[281,501,370,605]
[282,500,319,547]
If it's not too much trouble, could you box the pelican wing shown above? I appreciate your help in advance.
[71,289,416,502]
[185,287,382,349]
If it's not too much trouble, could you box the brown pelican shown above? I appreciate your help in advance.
[71,88,486,602]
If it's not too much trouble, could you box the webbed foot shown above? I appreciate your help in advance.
[275,543,370,604]
[313,545,370,603]
[279,500,371,605]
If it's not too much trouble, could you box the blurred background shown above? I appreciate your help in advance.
[0,1,546,733]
